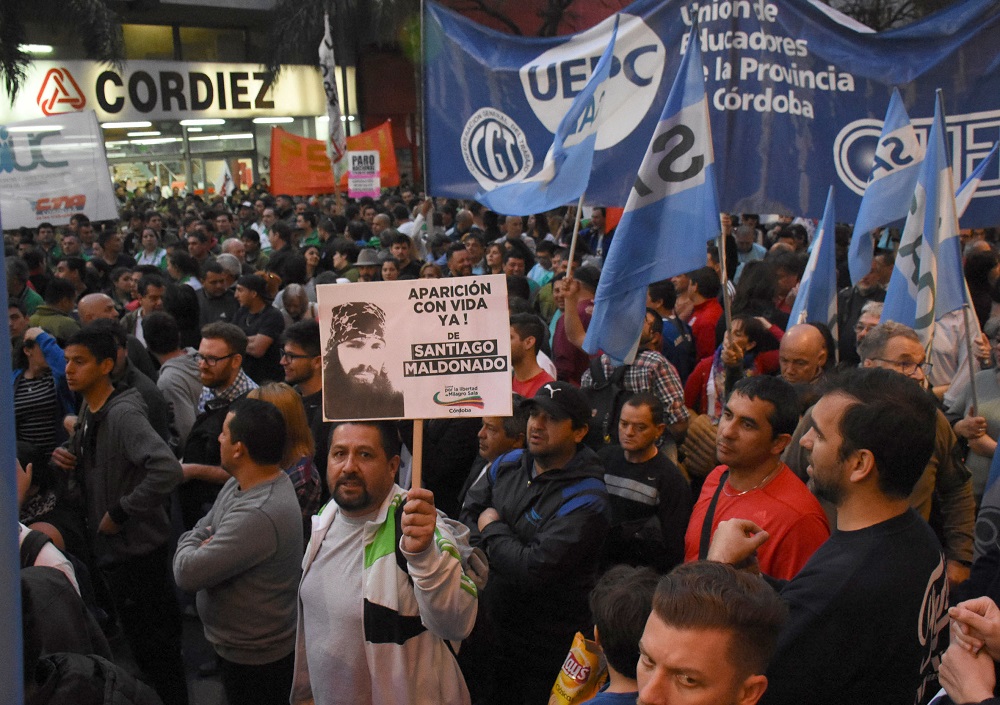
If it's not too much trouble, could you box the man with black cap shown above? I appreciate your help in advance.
[462,381,610,705]
[323,301,404,420]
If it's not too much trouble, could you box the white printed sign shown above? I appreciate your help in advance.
[318,274,513,421]
[347,150,381,198]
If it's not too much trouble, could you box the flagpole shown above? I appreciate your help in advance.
[567,193,585,279]
[718,213,733,335]
[936,89,980,411]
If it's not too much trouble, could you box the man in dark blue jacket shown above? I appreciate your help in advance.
[462,382,610,705]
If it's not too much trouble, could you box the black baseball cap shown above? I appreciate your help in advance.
[520,381,591,428]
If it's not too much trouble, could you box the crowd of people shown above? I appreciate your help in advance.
[8,181,1000,705]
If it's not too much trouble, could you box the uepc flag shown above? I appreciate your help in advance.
[584,30,719,364]
[789,186,838,339]
[848,89,924,285]
[881,100,965,348]
[474,18,619,215]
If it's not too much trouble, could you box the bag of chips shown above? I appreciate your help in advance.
[548,631,607,705]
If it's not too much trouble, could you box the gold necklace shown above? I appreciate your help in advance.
[722,464,782,497]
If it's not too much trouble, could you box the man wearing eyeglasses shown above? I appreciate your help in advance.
[783,321,976,588]
[179,322,259,530]
[281,319,331,502]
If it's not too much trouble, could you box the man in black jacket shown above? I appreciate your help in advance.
[462,382,610,705]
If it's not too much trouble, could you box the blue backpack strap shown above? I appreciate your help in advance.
[488,448,525,486]
[556,477,609,518]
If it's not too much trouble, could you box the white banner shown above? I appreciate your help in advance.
[0,110,118,228]
[347,150,381,199]
[0,60,346,123]
[318,275,512,421]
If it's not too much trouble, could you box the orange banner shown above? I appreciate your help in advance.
[269,121,399,196]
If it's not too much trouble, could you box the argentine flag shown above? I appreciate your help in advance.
[788,186,838,342]
[956,142,999,219]
[474,17,618,215]
[848,89,925,285]
[881,99,965,348]
[584,29,720,364]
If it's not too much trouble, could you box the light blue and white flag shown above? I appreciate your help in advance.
[788,186,838,341]
[474,17,619,216]
[848,89,925,285]
[956,142,999,218]
[881,99,965,348]
[584,28,720,364]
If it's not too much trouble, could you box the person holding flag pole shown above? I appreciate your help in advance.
[583,24,722,365]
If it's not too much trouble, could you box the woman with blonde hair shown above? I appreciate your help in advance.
[247,382,322,540]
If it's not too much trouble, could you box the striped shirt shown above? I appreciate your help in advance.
[14,373,59,456]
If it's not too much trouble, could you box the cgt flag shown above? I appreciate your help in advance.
[881,99,965,348]
[584,28,720,364]
[847,89,925,285]
[474,17,619,216]
[788,186,838,341]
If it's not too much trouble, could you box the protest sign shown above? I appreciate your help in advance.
[0,110,118,228]
[347,150,381,198]
[424,0,1000,226]
[318,274,512,421]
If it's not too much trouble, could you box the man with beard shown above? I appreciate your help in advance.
[323,302,403,420]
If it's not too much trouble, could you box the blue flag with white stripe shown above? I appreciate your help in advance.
[584,29,720,364]
[473,17,619,216]
[848,89,925,285]
[788,186,838,342]
[956,142,999,219]
[881,99,965,348]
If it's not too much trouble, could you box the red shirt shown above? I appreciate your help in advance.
[688,298,723,362]
[513,369,555,399]
[684,464,830,580]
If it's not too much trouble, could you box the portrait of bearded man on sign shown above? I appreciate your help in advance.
[323,301,404,420]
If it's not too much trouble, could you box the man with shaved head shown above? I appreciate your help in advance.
[779,324,828,386]
[79,293,158,380]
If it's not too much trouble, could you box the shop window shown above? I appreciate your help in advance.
[179,27,247,62]
[123,25,175,61]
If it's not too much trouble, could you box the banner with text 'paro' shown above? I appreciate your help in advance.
[0,110,118,228]
[423,0,1000,226]
[317,275,512,422]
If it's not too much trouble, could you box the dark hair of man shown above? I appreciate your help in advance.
[652,561,787,678]
[228,398,286,466]
[59,257,87,278]
[504,237,535,270]
[770,251,807,279]
[202,260,225,277]
[856,321,920,363]
[144,209,160,224]
[299,210,318,228]
[143,311,181,355]
[344,204,361,221]
[502,249,526,266]
[508,296,533,316]
[687,266,721,299]
[503,393,530,439]
[506,276,532,304]
[241,230,261,245]
[463,231,486,248]
[346,221,372,243]
[391,231,413,248]
[168,251,201,279]
[137,273,166,297]
[318,218,337,236]
[110,266,131,284]
[271,221,292,246]
[201,321,248,357]
[9,299,27,316]
[730,375,800,438]
[510,313,546,355]
[391,204,410,222]
[37,221,54,231]
[648,279,677,311]
[96,229,117,249]
[827,367,937,498]
[591,565,659,679]
[645,307,663,336]
[446,242,468,261]
[87,318,127,348]
[182,215,200,230]
[332,238,360,263]
[7,256,28,283]
[282,319,321,357]
[44,277,76,305]
[73,214,90,227]
[187,230,208,244]
[330,420,402,460]
[624,391,665,426]
[65,327,117,364]
[133,264,162,278]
